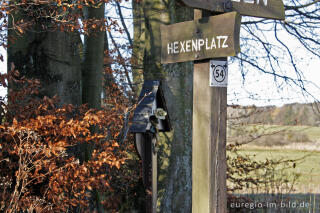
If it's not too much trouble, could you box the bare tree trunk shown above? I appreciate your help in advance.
[7,16,82,107]
[80,4,105,162]
[132,0,145,95]
[82,5,105,109]
[81,5,105,212]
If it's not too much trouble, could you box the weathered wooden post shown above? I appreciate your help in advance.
[192,10,229,213]
[161,10,241,213]
[130,80,172,213]
[161,0,284,212]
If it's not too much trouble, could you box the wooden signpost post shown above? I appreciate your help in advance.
[191,10,229,213]
[160,1,284,213]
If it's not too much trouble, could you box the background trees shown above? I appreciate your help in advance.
[0,0,319,212]
[2,1,139,212]
[132,1,194,212]
[7,2,82,107]
[132,0,320,212]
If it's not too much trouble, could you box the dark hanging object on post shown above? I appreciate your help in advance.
[130,80,172,133]
[130,80,172,213]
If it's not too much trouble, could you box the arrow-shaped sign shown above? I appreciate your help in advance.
[181,0,285,20]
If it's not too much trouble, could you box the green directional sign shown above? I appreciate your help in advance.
[181,0,285,20]
[161,12,241,64]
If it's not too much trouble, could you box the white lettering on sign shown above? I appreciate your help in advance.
[167,43,173,55]
[192,39,198,52]
[186,40,191,52]
[166,36,229,55]
[231,0,267,6]
[180,41,185,52]
[174,41,179,54]
[198,39,205,50]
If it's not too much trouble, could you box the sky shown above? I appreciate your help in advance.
[1,1,319,108]
[231,68,319,106]
[110,1,320,107]
[228,14,320,107]
[228,56,320,106]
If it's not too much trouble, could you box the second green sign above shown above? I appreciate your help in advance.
[161,12,241,64]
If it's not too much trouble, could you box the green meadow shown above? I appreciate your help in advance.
[228,124,320,193]
[233,148,320,193]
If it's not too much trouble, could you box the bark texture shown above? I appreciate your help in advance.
[82,5,105,109]
[132,0,145,95]
[81,6,105,212]
[8,21,82,107]
[132,0,194,212]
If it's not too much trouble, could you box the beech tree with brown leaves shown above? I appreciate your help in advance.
[1,0,141,212]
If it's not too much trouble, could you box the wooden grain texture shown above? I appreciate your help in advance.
[181,0,285,20]
[161,12,241,64]
[210,70,227,213]
[181,0,225,12]
[192,61,211,213]
[232,0,285,20]
[192,60,227,213]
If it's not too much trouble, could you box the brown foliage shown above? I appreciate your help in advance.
[4,0,119,33]
[0,69,139,212]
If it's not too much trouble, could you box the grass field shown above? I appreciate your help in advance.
[229,146,320,211]
[226,124,320,211]
[228,124,320,194]
[250,125,320,142]
[233,147,320,193]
